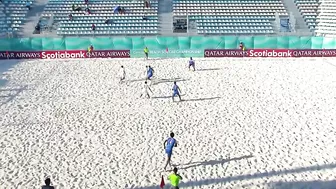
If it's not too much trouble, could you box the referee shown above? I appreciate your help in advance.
[144,46,149,60]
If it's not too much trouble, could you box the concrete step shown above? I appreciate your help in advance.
[18,0,49,37]
[282,0,310,32]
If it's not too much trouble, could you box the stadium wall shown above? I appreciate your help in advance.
[0,36,336,59]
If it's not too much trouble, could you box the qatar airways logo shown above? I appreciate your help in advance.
[41,51,86,59]
[249,49,293,57]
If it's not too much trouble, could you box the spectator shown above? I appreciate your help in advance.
[104,17,109,24]
[84,0,88,4]
[239,41,246,57]
[5,51,9,59]
[72,4,81,11]
[68,14,73,21]
[26,1,31,10]
[239,41,245,51]
[116,6,122,14]
[88,44,94,55]
[120,7,125,14]
[85,8,91,15]
[42,178,55,189]
[144,0,150,8]
[91,23,95,31]
[35,23,40,31]
[142,15,148,20]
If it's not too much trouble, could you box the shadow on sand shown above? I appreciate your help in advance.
[128,163,336,189]
[152,78,188,85]
[178,155,253,170]
[182,97,221,102]
[0,59,29,106]
[151,94,186,99]
[125,78,187,84]
[151,96,219,102]
[0,85,29,107]
[268,180,336,189]
[197,68,221,72]
[126,78,147,83]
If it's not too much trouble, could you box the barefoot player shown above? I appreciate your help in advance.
[164,132,177,170]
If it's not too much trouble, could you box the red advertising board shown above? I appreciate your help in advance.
[0,50,130,59]
[204,49,336,58]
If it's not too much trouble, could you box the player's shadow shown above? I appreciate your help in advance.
[179,163,336,188]
[126,78,147,83]
[152,94,186,99]
[182,97,221,102]
[128,163,336,189]
[178,155,253,170]
[152,78,188,85]
[0,87,29,92]
[197,68,221,71]
[0,85,29,107]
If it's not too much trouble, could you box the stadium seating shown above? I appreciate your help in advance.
[294,0,318,31]
[41,0,159,36]
[0,0,31,34]
[315,0,336,36]
[173,0,288,35]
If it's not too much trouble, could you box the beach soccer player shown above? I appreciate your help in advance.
[172,81,182,102]
[168,167,183,189]
[140,81,153,98]
[188,57,195,71]
[164,132,177,170]
[147,66,154,80]
[119,65,126,83]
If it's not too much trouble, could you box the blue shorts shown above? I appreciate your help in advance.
[173,91,179,97]
[147,73,153,79]
[189,63,195,67]
[166,149,173,157]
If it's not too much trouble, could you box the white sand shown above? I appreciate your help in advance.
[0,58,336,189]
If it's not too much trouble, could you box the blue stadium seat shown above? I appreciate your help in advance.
[173,0,287,34]
[39,0,159,36]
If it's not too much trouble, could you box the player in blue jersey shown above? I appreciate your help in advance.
[164,132,178,171]
[172,81,182,102]
[188,57,195,71]
[147,66,154,80]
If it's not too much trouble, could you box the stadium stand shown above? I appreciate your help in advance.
[315,0,336,36]
[173,0,288,35]
[294,0,318,31]
[0,0,32,36]
[40,0,159,36]
[4,0,335,37]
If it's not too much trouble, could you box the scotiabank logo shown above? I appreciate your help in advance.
[40,50,130,59]
[41,51,86,59]
[249,49,293,57]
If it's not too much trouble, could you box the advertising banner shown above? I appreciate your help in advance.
[204,49,336,58]
[1,36,336,52]
[0,50,130,59]
[130,49,203,58]
[204,49,247,57]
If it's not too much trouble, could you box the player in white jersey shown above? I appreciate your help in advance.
[188,57,195,71]
[119,66,126,83]
[140,81,153,98]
